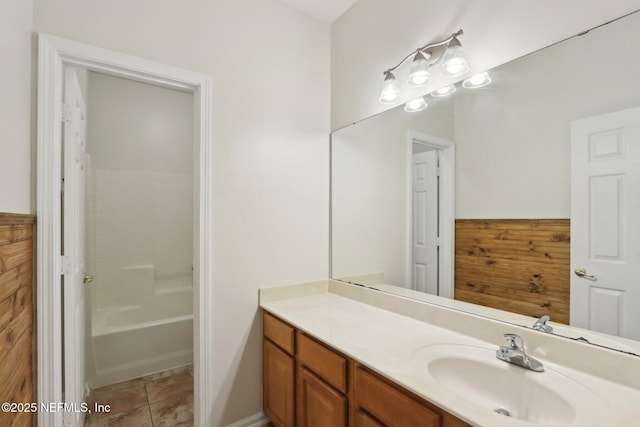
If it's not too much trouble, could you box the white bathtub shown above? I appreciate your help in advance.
[89,286,193,388]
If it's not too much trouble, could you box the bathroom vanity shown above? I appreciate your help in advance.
[260,7,640,427]
[260,280,640,427]
[263,311,469,427]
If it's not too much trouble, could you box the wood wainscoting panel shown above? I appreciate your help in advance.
[455,219,570,324]
[0,214,35,427]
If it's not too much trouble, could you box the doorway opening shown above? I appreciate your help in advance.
[37,34,212,427]
[78,69,194,425]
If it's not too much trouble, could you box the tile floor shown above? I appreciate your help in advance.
[84,365,193,427]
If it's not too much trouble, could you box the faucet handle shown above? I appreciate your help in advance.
[533,315,553,333]
[503,333,524,350]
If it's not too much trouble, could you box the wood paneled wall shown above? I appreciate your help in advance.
[455,219,570,324]
[0,213,35,427]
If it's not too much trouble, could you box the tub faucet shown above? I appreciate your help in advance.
[532,315,553,333]
[496,333,544,372]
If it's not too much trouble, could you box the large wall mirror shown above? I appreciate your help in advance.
[331,10,640,355]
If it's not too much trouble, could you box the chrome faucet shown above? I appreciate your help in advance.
[532,315,553,333]
[496,333,544,372]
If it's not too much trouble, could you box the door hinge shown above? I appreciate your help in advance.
[61,103,73,123]
[436,167,441,176]
[60,255,72,275]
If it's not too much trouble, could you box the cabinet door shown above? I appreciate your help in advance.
[263,339,295,427]
[297,367,347,427]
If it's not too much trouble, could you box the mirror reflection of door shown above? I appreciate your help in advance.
[411,144,439,295]
[571,106,640,341]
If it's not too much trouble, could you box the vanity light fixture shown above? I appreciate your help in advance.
[440,37,470,77]
[462,72,491,88]
[407,52,431,86]
[379,71,401,103]
[431,84,456,97]
[379,29,469,104]
[404,96,428,112]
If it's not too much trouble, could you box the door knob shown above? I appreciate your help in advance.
[574,267,596,280]
[83,274,94,284]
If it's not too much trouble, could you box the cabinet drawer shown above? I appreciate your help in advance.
[355,366,441,427]
[297,332,348,393]
[354,409,385,427]
[264,311,294,355]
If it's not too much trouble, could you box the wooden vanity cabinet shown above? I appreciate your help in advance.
[296,332,349,427]
[263,313,295,427]
[354,409,385,427]
[354,366,440,427]
[297,366,348,427]
[262,310,471,427]
[354,365,470,427]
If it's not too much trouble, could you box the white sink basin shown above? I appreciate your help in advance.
[411,344,609,426]
[429,356,574,425]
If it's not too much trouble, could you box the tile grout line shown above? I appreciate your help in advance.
[144,382,155,427]
[87,365,194,427]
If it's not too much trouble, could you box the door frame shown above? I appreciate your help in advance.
[405,131,455,298]
[37,34,213,426]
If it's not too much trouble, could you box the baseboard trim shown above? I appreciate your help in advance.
[226,412,270,427]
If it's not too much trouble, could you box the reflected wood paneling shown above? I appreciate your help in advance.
[455,219,570,324]
[0,214,35,427]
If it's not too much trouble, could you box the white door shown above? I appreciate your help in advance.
[412,150,439,294]
[63,68,87,426]
[571,106,640,340]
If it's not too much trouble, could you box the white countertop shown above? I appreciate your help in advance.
[260,282,640,427]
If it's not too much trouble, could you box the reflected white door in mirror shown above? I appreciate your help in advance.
[407,132,455,298]
[571,106,640,341]
[411,148,438,294]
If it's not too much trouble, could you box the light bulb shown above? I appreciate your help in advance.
[404,97,428,113]
[462,72,491,88]
[408,52,431,87]
[440,38,470,77]
[379,71,400,104]
[431,84,456,97]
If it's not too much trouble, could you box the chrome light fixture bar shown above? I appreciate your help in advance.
[379,29,470,104]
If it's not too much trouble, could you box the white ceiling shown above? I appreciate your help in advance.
[277,0,359,23]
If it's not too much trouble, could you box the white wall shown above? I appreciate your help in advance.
[331,0,640,129]
[0,0,33,214]
[454,10,640,218]
[332,100,453,285]
[32,1,330,425]
[87,73,194,174]
[86,73,194,310]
